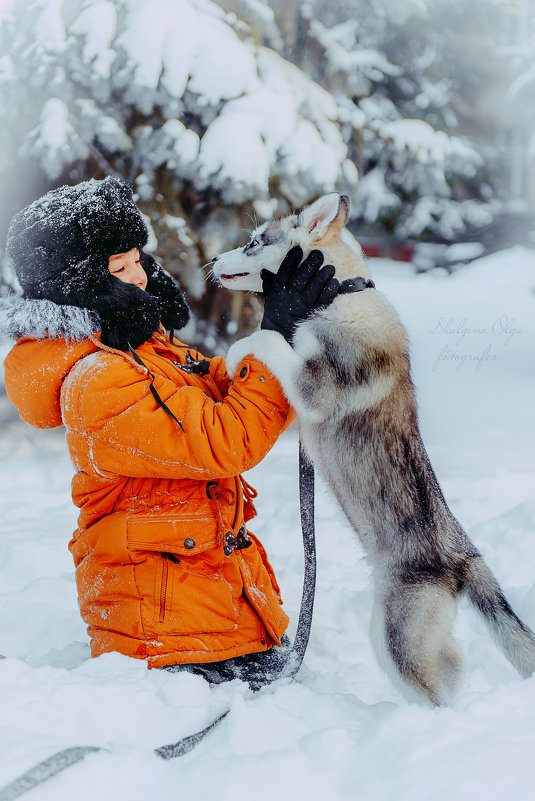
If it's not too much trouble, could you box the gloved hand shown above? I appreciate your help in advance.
[97,281,161,350]
[68,254,161,350]
[260,246,339,342]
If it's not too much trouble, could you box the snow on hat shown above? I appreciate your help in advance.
[7,177,148,295]
[6,177,189,349]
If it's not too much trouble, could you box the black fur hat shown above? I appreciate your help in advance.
[6,177,189,349]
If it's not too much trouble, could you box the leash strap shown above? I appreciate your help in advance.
[0,747,105,801]
[155,710,231,759]
[278,442,316,679]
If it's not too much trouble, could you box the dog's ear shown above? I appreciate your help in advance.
[298,194,350,240]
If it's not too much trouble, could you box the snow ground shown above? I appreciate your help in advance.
[0,248,534,800]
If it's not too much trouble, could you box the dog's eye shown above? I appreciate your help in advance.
[247,239,259,250]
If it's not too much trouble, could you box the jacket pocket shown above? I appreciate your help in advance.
[126,514,238,637]
[126,514,219,556]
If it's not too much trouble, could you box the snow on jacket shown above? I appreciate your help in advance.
[2,300,293,667]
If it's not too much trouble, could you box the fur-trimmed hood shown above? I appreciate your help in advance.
[0,296,98,343]
[2,301,101,429]
[0,254,189,351]
[1,285,188,431]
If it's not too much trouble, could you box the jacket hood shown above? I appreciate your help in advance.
[0,296,98,342]
[2,296,100,429]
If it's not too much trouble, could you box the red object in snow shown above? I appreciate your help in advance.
[359,238,415,262]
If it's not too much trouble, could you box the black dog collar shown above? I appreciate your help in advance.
[337,277,375,294]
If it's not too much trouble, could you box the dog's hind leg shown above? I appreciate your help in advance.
[377,582,464,706]
[438,632,465,695]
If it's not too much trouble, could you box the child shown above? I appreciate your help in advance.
[2,177,337,687]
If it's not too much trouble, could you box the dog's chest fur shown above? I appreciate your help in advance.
[291,292,424,557]
[225,238,427,563]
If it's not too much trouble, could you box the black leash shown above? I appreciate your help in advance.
[0,443,316,799]
[0,748,104,801]
[278,444,316,679]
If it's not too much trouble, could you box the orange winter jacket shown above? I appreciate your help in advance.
[4,329,293,667]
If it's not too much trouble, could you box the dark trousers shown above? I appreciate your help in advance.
[162,635,291,691]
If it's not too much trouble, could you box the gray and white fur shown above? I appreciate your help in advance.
[212,192,535,705]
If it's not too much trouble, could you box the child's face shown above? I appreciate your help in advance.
[108,248,147,291]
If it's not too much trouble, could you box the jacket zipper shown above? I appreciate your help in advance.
[159,553,181,622]
[159,555,169,623]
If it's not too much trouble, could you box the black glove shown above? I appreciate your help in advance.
[260,246,339,342]
[97,281,161,350]
[65,254,161,350]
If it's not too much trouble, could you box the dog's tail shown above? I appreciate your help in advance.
[465,556,535,678]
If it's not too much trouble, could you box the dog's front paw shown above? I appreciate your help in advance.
[226,335,254,376]
[226,330,289,377]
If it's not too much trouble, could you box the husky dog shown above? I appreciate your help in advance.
[212,192,535,705]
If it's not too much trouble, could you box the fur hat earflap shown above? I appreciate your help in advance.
[140,251,190,332]
[6,177,188,349]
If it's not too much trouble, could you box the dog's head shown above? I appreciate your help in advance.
[211,193,365,291]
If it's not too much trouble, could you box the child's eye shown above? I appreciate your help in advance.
[112,266,125,273]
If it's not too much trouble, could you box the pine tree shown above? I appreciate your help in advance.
[266,0,504,242]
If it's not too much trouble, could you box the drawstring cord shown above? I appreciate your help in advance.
[88,335,185,432]
[89,334,147,375]
[127,344,185,432]
[240,476,258,503]
[205,481,250,555]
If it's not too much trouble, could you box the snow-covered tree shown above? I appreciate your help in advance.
[267,0,503,241]
[501,0,535,211]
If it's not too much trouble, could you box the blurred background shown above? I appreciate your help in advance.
[0,0,533,352]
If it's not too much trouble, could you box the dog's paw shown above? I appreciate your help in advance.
[226,330,289,377]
